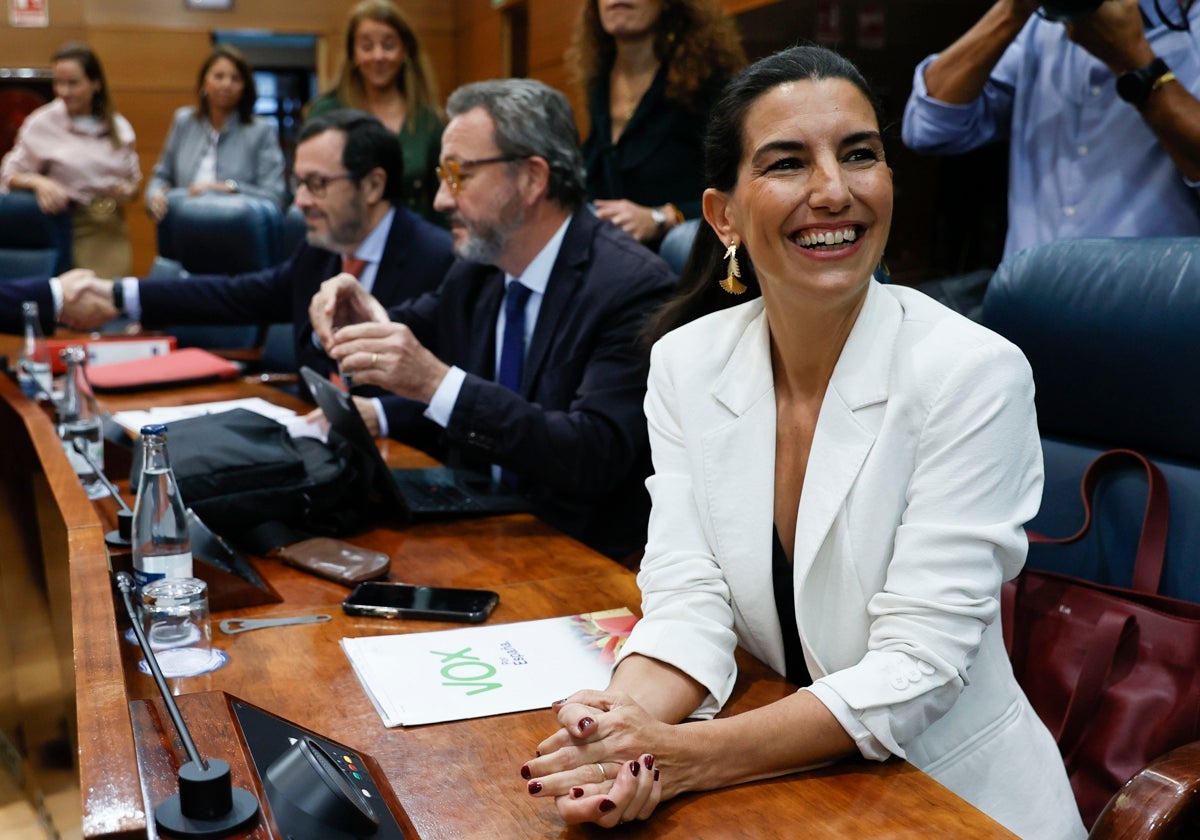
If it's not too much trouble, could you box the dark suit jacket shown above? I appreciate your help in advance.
[137,206,454,384]
[584,60,727,221]
[381,209,677,560]
[0,275,56,334]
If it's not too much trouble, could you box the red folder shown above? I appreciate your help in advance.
[89,347,241,393]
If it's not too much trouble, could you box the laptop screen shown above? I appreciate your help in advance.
[299,366,408,511]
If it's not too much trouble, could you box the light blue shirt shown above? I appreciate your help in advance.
[902,0,1200,259]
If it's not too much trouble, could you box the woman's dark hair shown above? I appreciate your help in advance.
[568,0,746,112]
[195,45,257,124]
[298,108,405,205]
[51,43,120,148]
[642,45,884,347]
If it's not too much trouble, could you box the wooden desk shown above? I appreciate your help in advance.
[0,370,1017,839]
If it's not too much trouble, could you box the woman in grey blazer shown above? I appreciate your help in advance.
[144,46,286,220]
[521,46,1086,839]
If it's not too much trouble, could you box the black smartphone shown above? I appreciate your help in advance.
[342,581,499,623]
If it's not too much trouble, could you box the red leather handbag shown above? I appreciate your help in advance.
[1002,449,1200,828]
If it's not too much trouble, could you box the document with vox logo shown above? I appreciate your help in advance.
[340,608,637,726]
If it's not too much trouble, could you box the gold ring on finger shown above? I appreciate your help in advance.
[595,762,606,783]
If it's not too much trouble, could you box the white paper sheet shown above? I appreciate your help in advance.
[341,608,637,726]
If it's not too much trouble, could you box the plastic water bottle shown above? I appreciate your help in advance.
[17,301,52,400]
[58,346,106,499]
[132,424,193,587]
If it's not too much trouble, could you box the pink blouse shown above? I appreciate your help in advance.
[0,98,140,203]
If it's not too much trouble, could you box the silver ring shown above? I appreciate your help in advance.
[371,352,378,366]
[595,762,606,782]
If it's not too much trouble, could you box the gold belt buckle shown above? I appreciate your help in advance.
[89,197,117,218]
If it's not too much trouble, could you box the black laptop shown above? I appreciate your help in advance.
[300,366,529,520]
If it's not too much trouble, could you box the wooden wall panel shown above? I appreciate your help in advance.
[451,1,505,90]
[0,1,999,283]
[528,2,577,75]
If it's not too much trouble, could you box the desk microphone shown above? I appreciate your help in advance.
[72,437,133,547]
[114,571,260,838]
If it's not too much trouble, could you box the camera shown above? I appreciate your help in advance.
[1040,0,1107,21]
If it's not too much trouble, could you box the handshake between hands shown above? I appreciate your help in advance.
[57,270,120,332]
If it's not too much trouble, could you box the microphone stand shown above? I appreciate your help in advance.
[114,571,259,838]
[71,436,133,546]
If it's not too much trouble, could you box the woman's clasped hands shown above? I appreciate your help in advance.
[522,690,671,828]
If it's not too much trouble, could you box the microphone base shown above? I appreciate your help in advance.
[155,787,259,839]
[105,528,131,547]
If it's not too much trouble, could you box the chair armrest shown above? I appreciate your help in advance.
[1089,740,1200,838]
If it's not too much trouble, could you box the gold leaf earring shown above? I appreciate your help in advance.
[719,240,746,295]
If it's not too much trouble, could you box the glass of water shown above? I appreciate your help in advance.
[140,577,217,678]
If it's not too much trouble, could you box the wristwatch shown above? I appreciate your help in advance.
[111,279,125,315]
[1116,57,1174,108]
[650,206,667,233]
[224,179,239,192]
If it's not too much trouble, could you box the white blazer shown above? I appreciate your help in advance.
[620,282,1084,839]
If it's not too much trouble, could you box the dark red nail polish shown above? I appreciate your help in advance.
[520,764,532,780]
[643,755,654,770]
[528,780,542,794]
[578,716,595,732]
[654,768,660,782]
[571,787,584,799]
[598,799,617,813]
[629,759,639,777]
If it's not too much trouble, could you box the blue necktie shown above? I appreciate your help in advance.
[497,281,532,488]
[498,281,532,393]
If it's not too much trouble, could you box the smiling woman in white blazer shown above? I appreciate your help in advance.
[521,46,1085,839]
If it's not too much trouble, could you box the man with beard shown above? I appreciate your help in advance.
[68,109,453,418]
[308,79,676,560]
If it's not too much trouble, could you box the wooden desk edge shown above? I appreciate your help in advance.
[0,376,144,838]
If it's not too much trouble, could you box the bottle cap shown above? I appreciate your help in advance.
[141,424,168,436]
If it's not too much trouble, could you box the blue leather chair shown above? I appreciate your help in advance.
[982,237,1200,603]
[154,192,286,351]
[0,190,71,280]
[658,217,700,275]
[163,192,284,274]
[281,205,307,261]
[981,236,1200,838]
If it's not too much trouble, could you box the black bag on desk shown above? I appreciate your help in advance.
[130,408,371,539]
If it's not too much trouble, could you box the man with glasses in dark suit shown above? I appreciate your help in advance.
[308,79,676,560]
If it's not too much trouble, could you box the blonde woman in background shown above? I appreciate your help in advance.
[307,0,443,222]
[1,43,140,277]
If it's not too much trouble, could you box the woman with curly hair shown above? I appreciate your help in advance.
[568,0,745,246]
[307,0,443,222]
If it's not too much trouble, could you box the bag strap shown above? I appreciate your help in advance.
[1055,609,1135,763]
[1029,449,1169,595]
